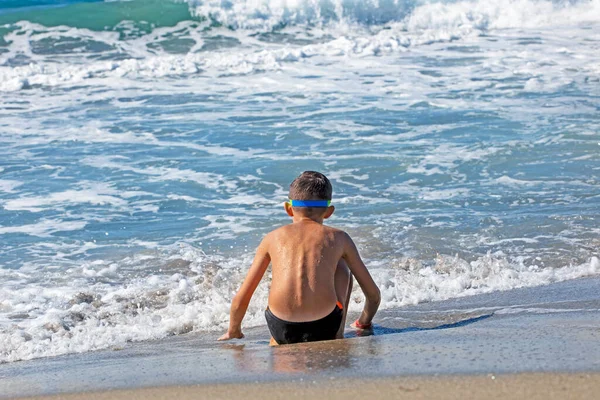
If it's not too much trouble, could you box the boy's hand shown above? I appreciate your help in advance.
[217,330,244,341]
[351,319,373,330]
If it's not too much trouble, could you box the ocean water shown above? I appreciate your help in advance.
[0,0,599,363]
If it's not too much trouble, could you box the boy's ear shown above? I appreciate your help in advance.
[323,205,335,219]
[284,202,294,217]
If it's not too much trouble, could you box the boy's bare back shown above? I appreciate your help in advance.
[267,220,347,322]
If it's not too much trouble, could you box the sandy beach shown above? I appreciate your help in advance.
[16,373,600,400]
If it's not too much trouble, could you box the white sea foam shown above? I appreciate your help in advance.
[0,219,88,237]
[374,254,600,308]
[0,179,23,193]
[407,144,501,178]
[82,156,239,191]
[187,0,600,30]
[405,0,600,32]
[495,176,539,186]
[1,0,598,91]
[0,246,598,363]
[495,306,600,315]
[3,189,128,213]
[0,122,260,159]
[419,188,471,201]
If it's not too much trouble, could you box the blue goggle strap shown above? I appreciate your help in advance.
[287,199,331,208]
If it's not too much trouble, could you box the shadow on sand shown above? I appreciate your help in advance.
[346,313,494,338]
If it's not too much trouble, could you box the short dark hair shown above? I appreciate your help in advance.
[289,171,332,201]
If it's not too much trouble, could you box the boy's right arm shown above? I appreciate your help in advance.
[341,232,381,327]
[218,235,271,341]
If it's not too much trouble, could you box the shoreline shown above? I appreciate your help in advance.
[17,373,600,400]
[2,277,599,399]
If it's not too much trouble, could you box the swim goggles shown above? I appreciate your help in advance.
[287,199,331,208]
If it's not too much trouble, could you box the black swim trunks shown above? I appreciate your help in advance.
[265,302,343,345]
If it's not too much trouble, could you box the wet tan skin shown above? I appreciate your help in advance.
[218,203,381,344]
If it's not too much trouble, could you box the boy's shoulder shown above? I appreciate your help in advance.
[267,223,348,239]
[260,224,353,255]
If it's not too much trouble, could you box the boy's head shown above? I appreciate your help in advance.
[289,171,332,201]
[286,171,334,219]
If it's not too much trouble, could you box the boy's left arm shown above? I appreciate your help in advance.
[218,235,271,341]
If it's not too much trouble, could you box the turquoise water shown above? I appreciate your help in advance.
[0,1,101,13]
[0,0,599,362]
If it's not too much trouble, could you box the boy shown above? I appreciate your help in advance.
[218,171,381,345]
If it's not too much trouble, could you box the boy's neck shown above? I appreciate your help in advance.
[292,215,325,224]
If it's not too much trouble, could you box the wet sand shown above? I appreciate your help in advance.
[17,373,600,400]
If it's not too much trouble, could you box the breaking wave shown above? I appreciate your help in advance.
[1,245,598,363]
